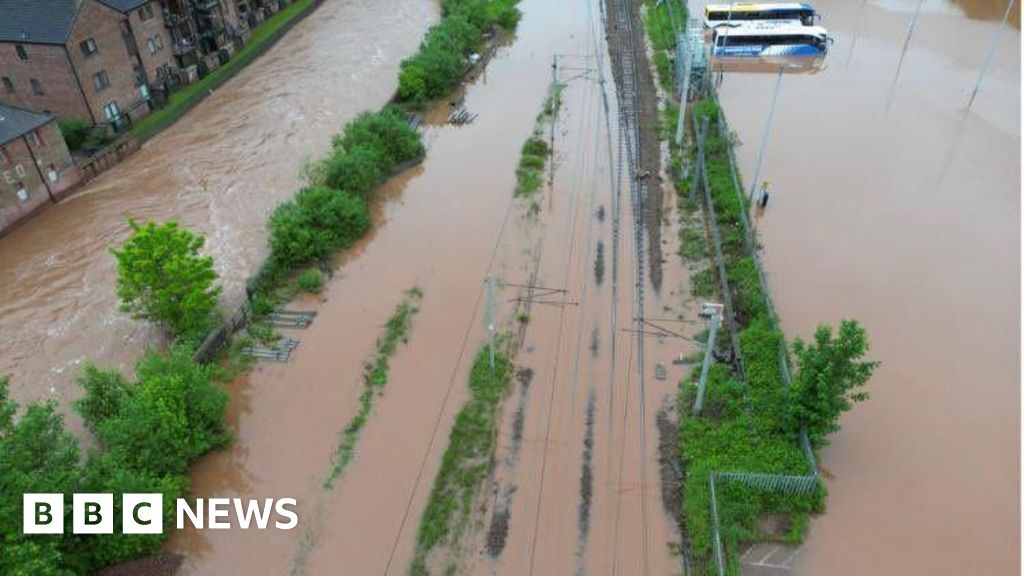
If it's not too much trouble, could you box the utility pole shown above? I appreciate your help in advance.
[690,116,709,203]
[485,275,496,369]
[675,29,692,146]
[969,0,1015,108]
[747,66,783,204]
[694,303,723,415]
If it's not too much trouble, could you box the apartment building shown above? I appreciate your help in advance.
[0,0,178,128]
[0,104,80,234]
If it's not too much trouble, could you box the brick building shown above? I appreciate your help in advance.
[0,0,175,129]
[0,104,80,234]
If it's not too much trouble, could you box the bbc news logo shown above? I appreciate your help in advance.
[23,494,298,534]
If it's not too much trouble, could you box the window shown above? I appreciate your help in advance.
[147,38,157,54]
[15,44,28,61]
[138,4,154,21]
[1,77,13,93]
[154,35,164,50]
[0,147,9,165]
[30,78,43,95]
[27,129,43,148]
[80,37,98,57]
[103,101,120,121]
[92,70,110,92]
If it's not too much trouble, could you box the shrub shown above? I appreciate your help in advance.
[298,268,325,293]
[320,145,385,198]
[90,348,229,477]
[58,118,91,152]
[110,220,221,340]
[521,137,549,157]
[268,186,371,268]
[74,365,132,435]
[398,0,522,103]
[332,110,424,169]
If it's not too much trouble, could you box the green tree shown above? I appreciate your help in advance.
[94,348,229,477]
[786,320,878,447]
[332,110,425,168]
[110,220,221,340]
[73,364,131,435]
[321,145,384,198]
[74,452,184,568]
[268,186,371,268]
[0,377,82,576]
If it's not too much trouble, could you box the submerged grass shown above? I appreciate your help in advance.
[323,286,423,489]
[410,347,513,575]
[514,81,562,198]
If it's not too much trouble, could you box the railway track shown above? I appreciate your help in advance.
[603,0,653,572]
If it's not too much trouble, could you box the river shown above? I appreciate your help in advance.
[0,0,436,419]
[711,0,1020,572]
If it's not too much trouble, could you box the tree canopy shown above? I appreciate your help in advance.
[110,220,221,341]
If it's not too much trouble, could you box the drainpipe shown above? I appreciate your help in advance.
[23,132,55,203]
[63,46,97,124]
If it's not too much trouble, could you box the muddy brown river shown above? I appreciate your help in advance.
[0,0,436,414]
[710,0,1020,572]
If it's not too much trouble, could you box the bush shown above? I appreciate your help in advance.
[398,0,522,104]
[320,145,385,198]
[110,220,222,341]
[88,348,229,477]
[58,118,91,152]
[298,268,325,293]
[332,110,424,170]
[521,137,549,157]
[74,365,132,435]
[268,186,371,268]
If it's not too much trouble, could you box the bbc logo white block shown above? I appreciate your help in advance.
[23,494,64,534]
[123,494,163,534]
[73,494,113,534]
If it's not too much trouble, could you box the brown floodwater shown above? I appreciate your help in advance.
[709,0,1019,572]
[167,0,699,573]
[0,0,436,416]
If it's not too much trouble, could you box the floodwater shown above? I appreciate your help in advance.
[0,0,436,414]
[168,0,697,574]
[710,0,1020,572]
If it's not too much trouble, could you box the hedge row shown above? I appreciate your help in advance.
[397,0,521,106]
[244,109,424,308]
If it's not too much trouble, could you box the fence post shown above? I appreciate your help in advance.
[694,311,720,414]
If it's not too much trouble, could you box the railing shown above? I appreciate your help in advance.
[77,136,140,181]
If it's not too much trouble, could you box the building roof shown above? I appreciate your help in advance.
[96,0,153,12]
[0,104,54,146]
[0,0,82,45]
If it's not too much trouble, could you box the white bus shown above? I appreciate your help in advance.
[704,3,818,28]
[711,23,831,57]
